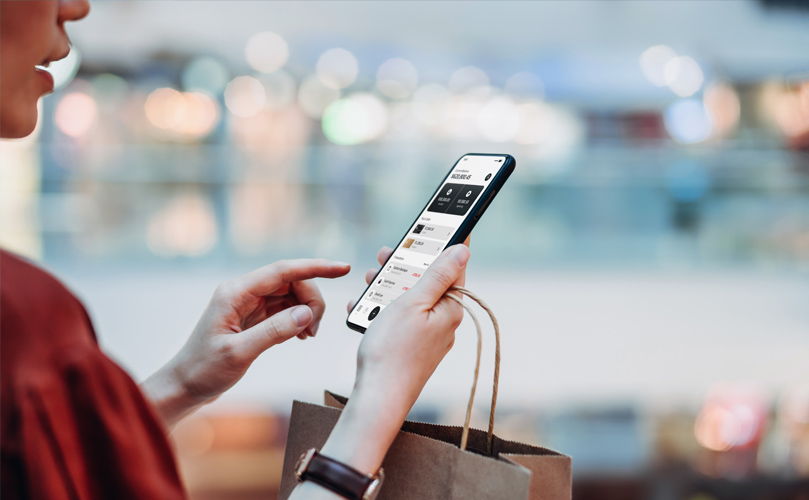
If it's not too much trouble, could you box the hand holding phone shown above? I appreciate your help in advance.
[324,244,471,477]
[347,153,514,333]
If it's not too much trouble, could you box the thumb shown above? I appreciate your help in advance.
[238,305,313,359]
[406,245,470,308]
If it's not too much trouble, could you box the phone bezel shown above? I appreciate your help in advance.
[346,152,516,333]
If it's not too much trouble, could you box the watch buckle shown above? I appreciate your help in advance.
[295,448,317,481]
[363,468,385,500]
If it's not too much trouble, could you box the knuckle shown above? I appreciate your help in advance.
[214,280,235,301]
[430,266,456,290]
[217,339,244,368]
[272,260,293,282]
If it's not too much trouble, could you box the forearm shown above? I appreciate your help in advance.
[287,378,413,499]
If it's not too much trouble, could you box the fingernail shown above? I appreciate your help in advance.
[291,305,313,327]
[334,261,350,267]
[447,245,470,267]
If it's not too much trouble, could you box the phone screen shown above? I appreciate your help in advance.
[348,154,509,331]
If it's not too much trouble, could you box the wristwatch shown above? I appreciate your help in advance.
[295,448,385,500]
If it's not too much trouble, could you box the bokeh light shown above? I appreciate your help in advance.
[504,72,545,101]
[694,387,767,452]
[448,66,489,94]
[174,92,219,136]
[147,193,218,257]
[695,407,741,452]
[54,92,98,138]
[703,83,741,138]
[316,48,359,89]
[376,58,419,99]
[476,96,522,142]
[182,56,230,95]
[245,31,289,73]
[639,45,677,87]
[322,93,388,145]
[664,99,713,143]
[224,76,266,117]
[145,88,220,138]
[664,56,704,97]
[771,82,809,138]
[297,74,340,119]
[145,88,181,129]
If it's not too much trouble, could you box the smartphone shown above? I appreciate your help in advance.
[347,153,515,333]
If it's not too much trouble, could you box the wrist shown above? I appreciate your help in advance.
[140,359,204,430]
[292,481,347,500]
[320,380,412,476]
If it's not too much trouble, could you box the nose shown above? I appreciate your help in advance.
[58,0,90,24]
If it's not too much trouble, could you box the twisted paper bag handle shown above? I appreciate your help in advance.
[444,285,500,455]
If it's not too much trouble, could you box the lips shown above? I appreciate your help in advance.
[35,67,55,92]
[35,58,57,93]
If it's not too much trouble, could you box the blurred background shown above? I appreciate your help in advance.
[2,1,809,498]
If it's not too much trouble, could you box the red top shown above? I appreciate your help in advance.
[1,250,186,499]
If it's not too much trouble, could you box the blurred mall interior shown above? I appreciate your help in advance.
[2,1,809,499]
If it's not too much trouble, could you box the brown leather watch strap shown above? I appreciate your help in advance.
[300,450,373,500]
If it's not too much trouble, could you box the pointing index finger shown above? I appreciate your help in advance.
[238,259,350,297]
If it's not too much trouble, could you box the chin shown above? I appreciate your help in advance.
[0,105,39,139]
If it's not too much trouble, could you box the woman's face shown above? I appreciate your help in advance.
[0,1,90,139]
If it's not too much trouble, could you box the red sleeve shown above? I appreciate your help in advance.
[1,251,186,499]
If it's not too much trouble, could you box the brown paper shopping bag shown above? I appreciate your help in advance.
[278,286,571,500]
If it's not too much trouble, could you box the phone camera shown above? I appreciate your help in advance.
[485,173,492,181]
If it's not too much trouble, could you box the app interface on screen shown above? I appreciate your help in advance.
[350,155,505,329]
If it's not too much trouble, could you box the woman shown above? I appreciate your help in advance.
[0,2,470,499]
